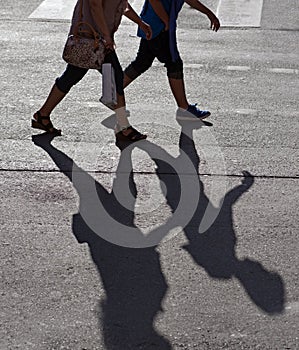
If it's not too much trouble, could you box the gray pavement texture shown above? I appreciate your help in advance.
[1,0,299,349]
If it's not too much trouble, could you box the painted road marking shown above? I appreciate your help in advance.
[236,109,257,115]
[30,0,263,27]
[29,0,141,21]
[225,65,298,75]
[268,68,299,74]
[285,301,299,314]
[183,64,298,75]
[29,0,77,21]
[30,0,264,28]
[227,65,251,71]
[183,63,205,69]
[217,0,264,27]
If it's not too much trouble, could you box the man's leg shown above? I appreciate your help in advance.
[162,56,188,109]
[166,60,210,120]
[123,38,155,89]
[168,77,189,109]
[153,32,189,109]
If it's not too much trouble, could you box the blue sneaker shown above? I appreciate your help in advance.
[176,103,211,120]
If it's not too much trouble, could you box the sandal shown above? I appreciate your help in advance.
[32,111,61,136]
[115,126,147,142]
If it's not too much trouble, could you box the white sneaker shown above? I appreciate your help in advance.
[176,104,211,120]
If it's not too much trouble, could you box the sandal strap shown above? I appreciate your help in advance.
[124,126,144,140]
[116,126,146,142]
[35,111,50,121]
[34,111,54,131]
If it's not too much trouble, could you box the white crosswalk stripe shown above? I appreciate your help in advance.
[29,0,141,21]
[268,68,299,74]
[227,66,251,71]
[29,0,264,28]
[29,0,77,21]
[216,0,264,27]
[28,1,298,76]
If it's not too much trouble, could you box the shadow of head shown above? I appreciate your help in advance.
[72,213,172,349]
[235,259,285,314]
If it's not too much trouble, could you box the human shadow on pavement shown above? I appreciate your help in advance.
[148,120,285,314]
[102,114,285,314]
[32,133,171,350]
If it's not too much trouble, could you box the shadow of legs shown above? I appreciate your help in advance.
[32,133,172,349]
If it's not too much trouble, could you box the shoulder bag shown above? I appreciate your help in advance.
[62,0,106,69]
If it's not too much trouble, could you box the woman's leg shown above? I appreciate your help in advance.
[103,51,129,131]
[38,84,66,117]
[104,51,146,141]
[33,65,88,132]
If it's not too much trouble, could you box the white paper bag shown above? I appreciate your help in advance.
[100,63,117,108]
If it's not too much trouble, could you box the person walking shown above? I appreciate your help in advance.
[123,0,220,120]
[32,0,152,142]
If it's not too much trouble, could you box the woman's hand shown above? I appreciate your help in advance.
[103,35,115,50]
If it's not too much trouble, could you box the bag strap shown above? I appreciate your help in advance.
[75,21,99,38]
[74,0,100,43]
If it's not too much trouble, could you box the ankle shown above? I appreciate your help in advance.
[39,109,51,117]
[178,103,189,110]
[115,123,130,133]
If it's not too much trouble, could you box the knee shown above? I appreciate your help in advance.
[55,64,87,93]
[166,59,184,80]
[167,70,184,80]
[55,78,71,94]
[124,59,153,80]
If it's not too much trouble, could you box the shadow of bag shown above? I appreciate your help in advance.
[62,21,106,69]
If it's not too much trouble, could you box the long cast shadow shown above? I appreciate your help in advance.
[32,134,171,349]
[32,115,285,350]
[148,120,285,314]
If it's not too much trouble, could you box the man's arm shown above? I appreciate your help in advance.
[185,0,220,31]
[124,3,153,39]
[149,0,169,30]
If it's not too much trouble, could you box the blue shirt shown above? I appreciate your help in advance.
[138,0,171,39]
[137,0,185,62]
[169,0,184,60]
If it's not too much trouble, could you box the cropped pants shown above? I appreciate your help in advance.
[55,50,124,96]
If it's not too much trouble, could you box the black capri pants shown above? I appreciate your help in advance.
[124,30,183,80]
[56,50,124,95]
